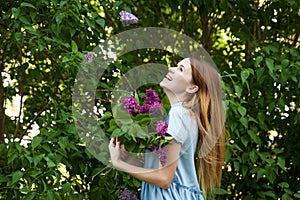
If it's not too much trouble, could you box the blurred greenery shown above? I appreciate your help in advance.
[0,0,299,199]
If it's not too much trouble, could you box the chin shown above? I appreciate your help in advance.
[159,80,165,87]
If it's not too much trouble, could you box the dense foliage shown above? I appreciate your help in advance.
[0,0,299,199]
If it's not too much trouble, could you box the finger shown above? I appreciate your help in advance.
[121,144,126,151]
[116,141,121,148]
[109,138,115,147]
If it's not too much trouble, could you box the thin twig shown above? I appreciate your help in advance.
[121,73,135,92]
[92,165,112,181]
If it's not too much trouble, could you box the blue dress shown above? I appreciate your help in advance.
[141,102,204,200]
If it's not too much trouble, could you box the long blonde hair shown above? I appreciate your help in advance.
[185,55,226,198]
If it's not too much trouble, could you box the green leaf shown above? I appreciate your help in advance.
[100,111,112,121]
[137,117,151,126]
[264,190,276,198]
[33,154,44,167]
[279,182,289,188]
[215,188,228,195]
[255,56,263,67]
[58,137,68,149]
[44,157,56,168]
[247,129,261,144]
[96,18,105,28]
[290,48,298,57]
[237,106,247,117]
[31,136,43,149]
[55,13,64,27]
[71,40,78,53]
[12,7,21,19]
[20,2,36,9]
[277,156,286,171]
[233,161,240,171]
[249,151,258,163]
[282,193,292,200]
[240,117,248,129]
[62,56,70,63]
[256,67,265,84]
[265,58,274,71]
[25,191,36,200]
[234,85,242,98]
[241,135,249,147]
[294,193,300,198]
[11,170,23,185]
[60,0,68,8]
[177,0,185,5]
[14,32,24,44]
[268,44,279,52]
[256,168,265,181]
[24,25,37,35]
[281,59,290,68]
[19,16,31,25]
[265,58,276,79]
[241,69,250,84]
[8,153,18,164]
[111,128,124,137]
[47,191,54,200]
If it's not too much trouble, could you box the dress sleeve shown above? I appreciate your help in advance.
[166,107,188,145]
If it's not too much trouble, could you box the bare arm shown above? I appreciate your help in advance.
[109,137,181,189]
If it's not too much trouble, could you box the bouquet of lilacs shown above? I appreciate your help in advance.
[112,89,171,167]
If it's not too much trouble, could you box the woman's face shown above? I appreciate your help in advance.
[160,58,195,95]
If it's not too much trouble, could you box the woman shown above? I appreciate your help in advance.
[109,54,226,199]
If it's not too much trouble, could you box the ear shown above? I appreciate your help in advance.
[186,84,199,94]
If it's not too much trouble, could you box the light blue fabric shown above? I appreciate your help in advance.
[141,102,204,200]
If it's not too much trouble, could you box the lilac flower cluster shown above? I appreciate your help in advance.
[84,52,94,63]
[155,120,168,136]
[151,144,167,167]
[138,90,162,114]
[120,96,138,115]
[118,188,139,200]
[119,10,138,26]
[145,90,161,105]
[120,90,162,115]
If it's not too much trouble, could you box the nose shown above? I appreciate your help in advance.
[169,67,175,73]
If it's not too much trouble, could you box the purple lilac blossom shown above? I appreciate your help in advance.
[120,11,138,26]
[151,144,167,167]
[155,120,168,136]
[120,96,138,115]
[118,188,139,200]
[84,52,94,63]
[137,104,151,114]
[145,89,161,105]
[149,102,163,114]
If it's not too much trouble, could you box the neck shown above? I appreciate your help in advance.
[164,89,186,105]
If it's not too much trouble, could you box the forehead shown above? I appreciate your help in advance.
[178,58,191,69]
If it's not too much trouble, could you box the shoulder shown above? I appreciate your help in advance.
[168,104,190,119]
[167,104,195,145]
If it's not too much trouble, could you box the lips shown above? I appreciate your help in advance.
[165,74,172,81]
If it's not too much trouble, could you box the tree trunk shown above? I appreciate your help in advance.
[200,11,211,53]
[0,63,5,143]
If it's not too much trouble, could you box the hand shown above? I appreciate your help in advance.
[108,137,128,168]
